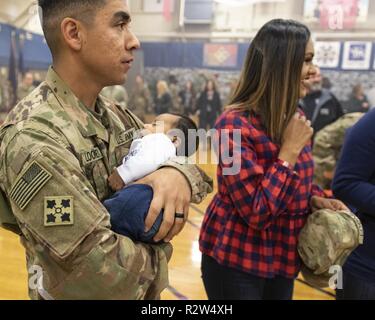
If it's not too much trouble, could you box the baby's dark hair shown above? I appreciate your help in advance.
[169,113,199,157]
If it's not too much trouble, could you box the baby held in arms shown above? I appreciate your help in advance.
[104,113,199,243]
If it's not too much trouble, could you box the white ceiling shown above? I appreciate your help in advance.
[0,0,43,34]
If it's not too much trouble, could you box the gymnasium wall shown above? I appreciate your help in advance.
[0,22,52,70]
[2,20,375,104]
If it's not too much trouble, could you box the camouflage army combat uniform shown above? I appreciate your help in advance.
[0,67,213,300]
[101,85,129,109]
[313,112,364,190]
[128,84,152,122]
[17,84,36,102]
[0,82,10,113]
[169,83,183,114]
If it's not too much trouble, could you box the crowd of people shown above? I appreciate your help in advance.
[102,75,224,130]
[0,71,41,116]
[1,61,374,133]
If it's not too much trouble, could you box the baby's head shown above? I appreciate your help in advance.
[144,113,199,157]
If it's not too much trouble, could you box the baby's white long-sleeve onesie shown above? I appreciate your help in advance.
[117,133,177,184]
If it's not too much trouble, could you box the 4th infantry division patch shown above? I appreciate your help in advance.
[44,196,74,227]
[10,161,52,210]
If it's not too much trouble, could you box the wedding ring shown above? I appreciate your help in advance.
[175,213,185,219]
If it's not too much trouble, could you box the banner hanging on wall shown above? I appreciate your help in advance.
[304,0,369,30]
[203,44,238,68]
[143,0,175,21]
[315,41,341,69]
[342,41,372,70]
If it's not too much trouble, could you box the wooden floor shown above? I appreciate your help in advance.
[0,151,335,300]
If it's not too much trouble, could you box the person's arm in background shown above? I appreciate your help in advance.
[363,95,370,104]
[166,93,174,112]
[195,93,203,116]
[144,86,153,113]
[215,91,223,116]
[178,91,184,109]
[333,111,375,217]
[191,93,197,115]
[363,95,370,112]
[332,94,344,120]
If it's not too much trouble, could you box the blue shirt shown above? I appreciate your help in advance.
[333,109,375,283]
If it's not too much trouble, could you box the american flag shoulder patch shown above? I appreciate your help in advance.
[10,161,52,210]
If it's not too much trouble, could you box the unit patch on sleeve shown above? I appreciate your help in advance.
[9,161,52,210]
[44,196,74,227]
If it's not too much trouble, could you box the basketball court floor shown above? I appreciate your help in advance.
[0,147,335,300]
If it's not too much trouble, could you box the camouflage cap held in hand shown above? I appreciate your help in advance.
[298,209,364,288]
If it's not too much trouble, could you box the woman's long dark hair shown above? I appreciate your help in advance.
[229,19,311,142]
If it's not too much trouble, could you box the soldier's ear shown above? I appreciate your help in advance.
[60,18,83,52]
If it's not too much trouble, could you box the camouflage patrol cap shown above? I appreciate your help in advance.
[298,209,364,288]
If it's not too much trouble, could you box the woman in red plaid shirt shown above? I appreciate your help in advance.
[199,19,348,300]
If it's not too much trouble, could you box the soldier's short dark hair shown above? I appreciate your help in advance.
[169,113,199,157]
[38,0,106,57]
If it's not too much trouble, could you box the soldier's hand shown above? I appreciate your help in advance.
[137,167,191,242]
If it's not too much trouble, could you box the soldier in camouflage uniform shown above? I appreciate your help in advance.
[0,0,213,300]
[101,85,129,109]
[128,75,152,122]
[169,75,182,114]
[313,112,364,190]
[0,80,11,114]
[17,72,36,102]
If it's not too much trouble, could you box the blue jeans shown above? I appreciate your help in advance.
[336,271,375,300]
[201,254,294,300]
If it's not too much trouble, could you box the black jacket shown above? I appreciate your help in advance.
[345,95,370,114]
[155,93,173,115]
[197,91,222,120]
[300,89,344,134]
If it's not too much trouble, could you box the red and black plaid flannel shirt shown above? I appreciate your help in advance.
[199,110,324,279]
